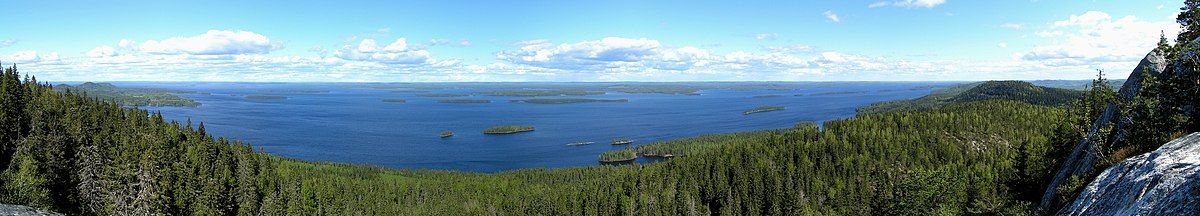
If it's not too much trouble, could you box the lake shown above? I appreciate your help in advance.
[115,82,954,172]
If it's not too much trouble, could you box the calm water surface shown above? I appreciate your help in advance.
[113,82,951,172]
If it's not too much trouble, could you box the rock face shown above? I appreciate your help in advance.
[0,204,62,216]
[1037,49,1169,212]
[1057,132,1200,215]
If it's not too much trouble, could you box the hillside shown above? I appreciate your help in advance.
[0,66,1076,214]
[858,80,1083,114]
[55,82,199,107]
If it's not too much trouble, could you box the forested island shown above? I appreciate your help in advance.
[858,80,1083,114]
[513,98,628,104]
[382,99,406,103]
[54,82,199,107]
[258,89,330,93]
[597,149,637,164]
[4,7,1200,213]
[809,91,868,96]
[417,93,469,97]
[483,125,535,134]
[486,90,604,97]
[742,105,785,115]
[438,99,490,104]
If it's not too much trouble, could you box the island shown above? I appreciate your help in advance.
[438,99,490,104]
[809,91,868,96]
[259,89,330,93]
[54,82,200,107]
[566,141,595,146]
[440,131,454,138]
[486,90,604,97]
[514,98,628,104]
[598,149,637,164]
[742,106,785,115]
[417,93,470,97]
[611,138,633,145]
[245,95,288,100]
[382,99,407,103]
[483,125,535,134]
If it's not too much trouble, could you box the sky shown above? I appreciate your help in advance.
[0,0,1185,82]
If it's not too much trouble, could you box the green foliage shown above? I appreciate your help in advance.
[486,90,604,97]
[0,65,1076,215]
[598,148,636,163]
[742,105,785,115]
[483,125,534,134]
[55,82,199,107]
[437,99,490,104]
[859,80,1083,114]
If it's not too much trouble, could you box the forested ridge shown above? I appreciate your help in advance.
[0,64,1081,214]
[3,1,1200,213]
[858,80,1083,114]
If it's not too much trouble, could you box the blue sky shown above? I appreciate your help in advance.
[0,0,1183,82]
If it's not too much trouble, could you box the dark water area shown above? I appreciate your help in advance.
[106,82,955,172]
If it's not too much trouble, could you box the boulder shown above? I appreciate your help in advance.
[1057,132,1200,215]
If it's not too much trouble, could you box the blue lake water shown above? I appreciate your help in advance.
[112,82,953,172]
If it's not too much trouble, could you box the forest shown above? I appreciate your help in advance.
[0,65,1081,214]
[1,2,1199,214]
[54,82,199,107]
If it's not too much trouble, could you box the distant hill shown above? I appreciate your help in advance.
[1028,79,1125,91]
[55,82,199,107]
[858,80,1083,114]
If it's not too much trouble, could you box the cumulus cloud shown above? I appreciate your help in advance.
[1000,23,1023,29]
[753,33,778,41]
[1018,11,1178,68]
[333,37,431,64]
[869,0,946,8]
[765,45,814,54]
[138,30,282,55]
[0,39,17,48]
[6,51,59,64]
[824,11,841,23]
[87,46,118,58]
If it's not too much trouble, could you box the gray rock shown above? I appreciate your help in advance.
[0,204,61,216]
[1058,132,1200,215]
[1037,49,1169,212]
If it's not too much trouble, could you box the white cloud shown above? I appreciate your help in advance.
[333,37,432,64]
[1019,11,1178,69]
[138,30,282,55]
[117,39,135,48]
[1000,23,1023,29]
[824,10,841,23]
[87,46,118,58]
[765,45,814,53]
[997,42,1007,48]
[497,37,664,70]
[869,0,946,8]
[459,40,472,47]
[6,51,59,64]
[753,33,778,41]
[0,39,17,48]
[1053,11,1112,27]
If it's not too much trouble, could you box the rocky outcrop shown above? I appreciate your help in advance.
[1057,132,1200,215]
[1037,49,1169,212]
[0,204,62,216]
